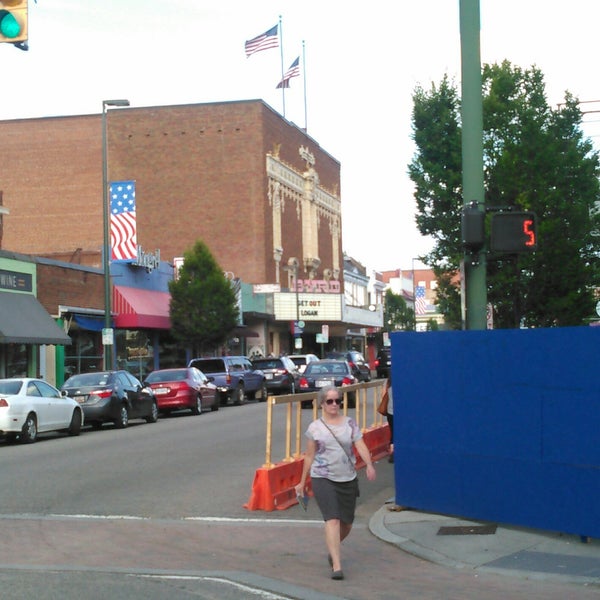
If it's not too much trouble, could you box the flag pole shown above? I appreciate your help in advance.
[302,40,307,132]
[278,15,285,117]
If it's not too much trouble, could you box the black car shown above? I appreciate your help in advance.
[298,360,358,407]
[375,348,392,379]
[326,350,371,382]
[61,370,158,429]
[250,356,299,395]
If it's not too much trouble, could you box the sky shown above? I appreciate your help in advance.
[2,0,600,274]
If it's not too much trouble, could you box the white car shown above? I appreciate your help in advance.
[0,378,84,444]
[289,354,319,374]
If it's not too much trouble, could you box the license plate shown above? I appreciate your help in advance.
[74,395,85,403]
[315,380,329,387]
[153,387,169,395]
[265,373,273,380]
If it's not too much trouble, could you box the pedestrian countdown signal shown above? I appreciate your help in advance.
[490,212,537,253]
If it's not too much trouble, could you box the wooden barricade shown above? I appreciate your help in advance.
[244,380,389,511]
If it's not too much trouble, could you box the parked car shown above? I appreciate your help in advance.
[143,367,219,414]
[298,360,358,408]
[61,370,158,429]
[250,356,299,395]
[289,353,319,374]
[0,378,84,444]
[375,348,392,379]
[187,356,266,405]
[326,350,372,382]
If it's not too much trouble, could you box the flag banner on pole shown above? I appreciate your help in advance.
[110,180,137,261]
[415,285,427,315]
[276,56,300,88]
[245,24,279,57]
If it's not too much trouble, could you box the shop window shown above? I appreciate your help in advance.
[64,330,103,379]
[116,330,153,380]
[6,344,28,378]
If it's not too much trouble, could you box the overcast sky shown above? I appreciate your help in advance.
[2,1,599,274]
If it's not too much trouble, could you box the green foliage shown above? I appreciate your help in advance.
[409,61,600,328]
[168,241,239,355]
[383,289,415,331]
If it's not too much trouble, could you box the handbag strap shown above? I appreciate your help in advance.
[320,418,354,462]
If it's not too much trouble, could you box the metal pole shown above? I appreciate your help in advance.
[101,102,111,370]
[460,0,487,329]
[102,99,130,370]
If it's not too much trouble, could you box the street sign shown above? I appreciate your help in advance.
[102,328,114,346]
[321,324,329,343]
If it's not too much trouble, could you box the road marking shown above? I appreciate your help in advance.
[0,513,324,526]
[136,575,294,598]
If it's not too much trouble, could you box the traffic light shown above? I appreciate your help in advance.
[490,211,537,253]
[0,0,27,44]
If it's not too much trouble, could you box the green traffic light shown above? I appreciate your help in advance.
[0,11,21,39]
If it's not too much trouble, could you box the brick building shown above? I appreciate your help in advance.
[0,99,381,374]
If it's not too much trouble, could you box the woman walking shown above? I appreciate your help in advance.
[295,385,376,580]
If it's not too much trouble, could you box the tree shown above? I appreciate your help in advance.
[383,289,415,332]
[169,241,239,355]
[409,61,600,328]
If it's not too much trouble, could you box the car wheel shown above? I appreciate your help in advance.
[20,413,37,443]
[114,404,129,429]
[233,384,245,405]
[191,394,202,415]
[146,400,159,423]
[210,393,220,411]
[257,381,268,402]
[68,409,82,436]
[348,393,356,409]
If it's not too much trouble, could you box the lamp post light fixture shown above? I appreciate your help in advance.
[102,98,130,370]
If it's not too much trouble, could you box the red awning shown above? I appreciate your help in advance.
[112,285,171,329]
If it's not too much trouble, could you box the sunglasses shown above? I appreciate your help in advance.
[325,398,342,405]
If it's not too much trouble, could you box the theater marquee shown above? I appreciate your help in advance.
[274,293,342,321]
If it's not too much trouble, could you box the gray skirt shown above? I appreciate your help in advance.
[311,477,359,524]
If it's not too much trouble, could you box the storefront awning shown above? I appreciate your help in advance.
[72,313,109,332]
[0,293,71,345]
[113,285,171,329]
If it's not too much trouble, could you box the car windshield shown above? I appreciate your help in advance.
[145,369,187,383]
[305,362,347,375]
[190,359,224,373]
[252,359,282,369]
[64,373,111,387]
[290,356,306,366]
[0,380,23,395]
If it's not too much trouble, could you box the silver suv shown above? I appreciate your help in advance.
[187,356,266,405]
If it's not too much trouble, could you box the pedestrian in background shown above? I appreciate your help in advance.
[385,374,394,462]
[377,374,394,461]
[295,385,376,580]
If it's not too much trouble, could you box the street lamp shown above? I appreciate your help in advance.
[102,99,129,370]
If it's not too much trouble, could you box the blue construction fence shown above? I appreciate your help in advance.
[391,326,600,538]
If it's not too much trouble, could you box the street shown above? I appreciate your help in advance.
[0,401,596,599]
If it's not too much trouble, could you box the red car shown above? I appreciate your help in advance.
[143,367,219,415]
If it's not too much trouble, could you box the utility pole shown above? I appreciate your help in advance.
[460,0,487,329]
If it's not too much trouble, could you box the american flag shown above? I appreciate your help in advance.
[276,56,300,89]
[245,24,278,57]
[415,285,427,315]
[110,180,137,261]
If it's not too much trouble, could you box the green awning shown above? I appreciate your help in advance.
[0,293,71,345]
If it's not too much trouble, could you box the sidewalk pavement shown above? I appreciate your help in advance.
[369,499,600,587]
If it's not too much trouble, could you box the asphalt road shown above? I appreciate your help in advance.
[1,399,596,599]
